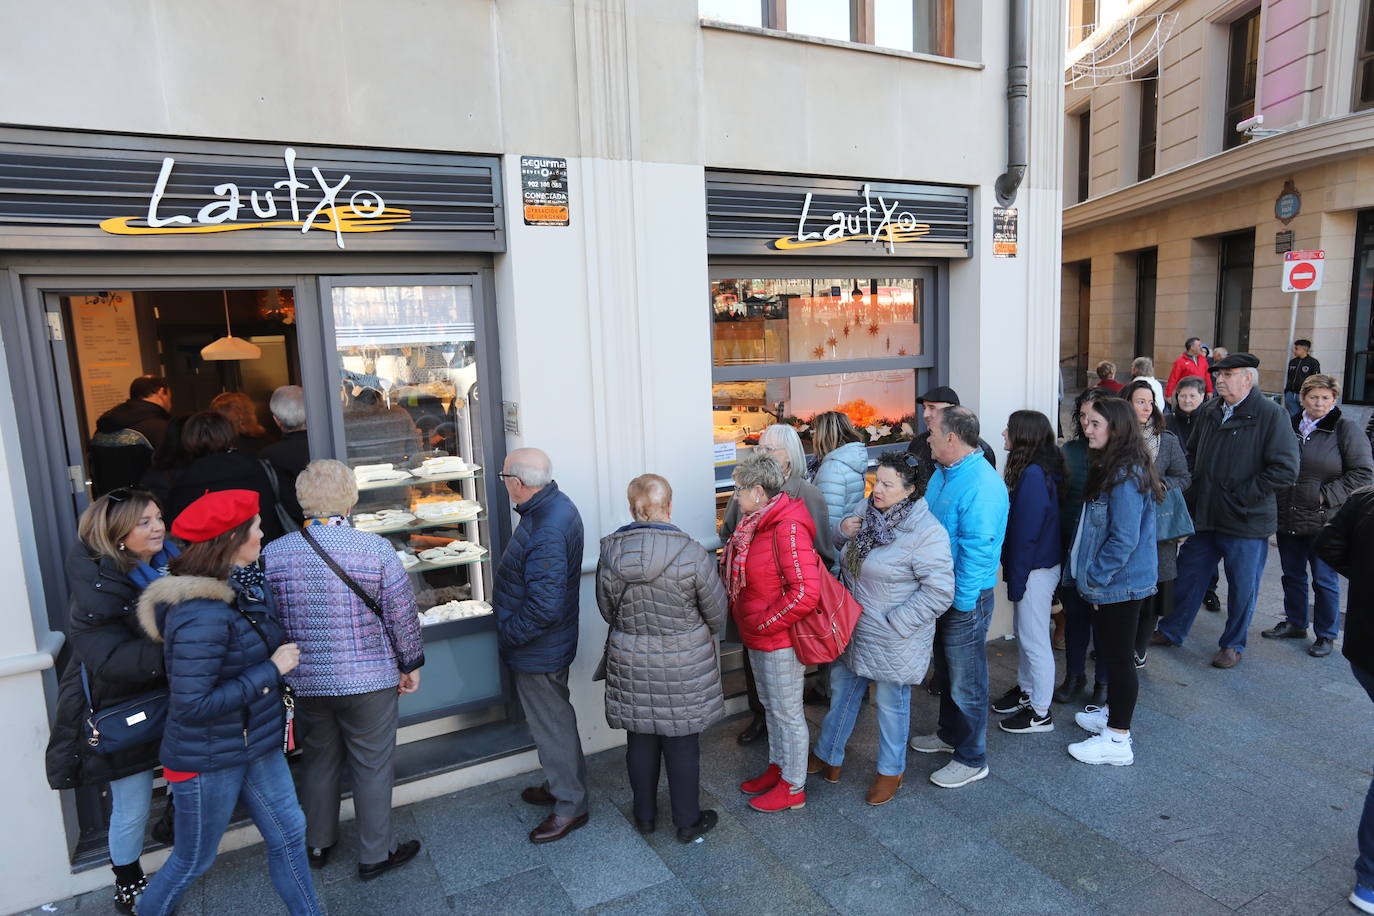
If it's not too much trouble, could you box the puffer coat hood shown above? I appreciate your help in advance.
[137,574,286,773]
[596,524,727,737]
[836,498,954,685]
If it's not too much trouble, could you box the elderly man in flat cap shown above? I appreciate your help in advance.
[1151,353,1299,668]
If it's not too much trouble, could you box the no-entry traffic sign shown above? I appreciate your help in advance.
[1282,250,1324,292]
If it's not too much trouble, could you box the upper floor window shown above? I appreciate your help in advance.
[1223,8,1261,151]
[1356,0,1374,112]
[701,0,956,58]
[1077,110,1092,202]
[1138,73,1158,180]
[1068,0,1099,48]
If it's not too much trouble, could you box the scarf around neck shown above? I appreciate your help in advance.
[843,494,919,580]
[303,514,350,527]
[721,492,783,602]
[230,561,267,604]
[1141,424,1160,459]
[127,541,181,591]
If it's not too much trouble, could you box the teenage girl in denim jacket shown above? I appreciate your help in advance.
[1064,397,1161,767]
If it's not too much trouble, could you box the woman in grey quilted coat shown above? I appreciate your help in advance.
[596,474,727,843]
[809,452,954,806]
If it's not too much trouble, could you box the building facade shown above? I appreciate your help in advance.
[1062,0,1374,402]
[0,2,1063,910]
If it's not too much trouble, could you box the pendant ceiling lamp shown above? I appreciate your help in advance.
[201,291,262,361]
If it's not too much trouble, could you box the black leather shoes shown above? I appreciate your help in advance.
[358,839,421,881]
[736,715,767,745]
[677,809,718,844]
[1054,674,1087,705]
[1262,621,1308,639]
[529,812,589,844]
[520,785,557,806]
[635,818,655,835]
[1090,682,1108,705]
[1203,590,1221,612]
[1310,637,1334,657]
[307,844,334,869]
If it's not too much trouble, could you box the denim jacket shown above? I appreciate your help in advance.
[1066,469,1158,604]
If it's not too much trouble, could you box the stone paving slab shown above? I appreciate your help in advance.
[17,545,1374,915]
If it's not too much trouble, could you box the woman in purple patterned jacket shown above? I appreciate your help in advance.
[261,459,426,882]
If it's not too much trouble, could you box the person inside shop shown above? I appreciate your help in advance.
[343,386,422,467]
[1284,339,1321,418]
[211,391,272,454]
[89,375,174,496]
[261,459,426,880]
[169,411,298,543]
[904,386,996,488]
[1164,337,1212,400]
[493,448,590,845]
[260,386,311,484]
[44,488,178,915]
[596,473,726,842]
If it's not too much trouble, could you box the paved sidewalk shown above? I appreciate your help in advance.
[21,548,1374,915]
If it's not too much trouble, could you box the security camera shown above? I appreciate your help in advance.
[1236,114,1280,139]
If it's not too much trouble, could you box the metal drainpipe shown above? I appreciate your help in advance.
[994,0,1029,207]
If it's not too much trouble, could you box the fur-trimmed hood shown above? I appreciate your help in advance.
[136,575,236,643]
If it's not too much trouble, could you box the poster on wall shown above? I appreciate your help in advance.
[69,292,142,434]
[521,156,570,226]
[992,206,1018,258]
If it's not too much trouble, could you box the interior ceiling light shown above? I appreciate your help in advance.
[201,291,262,361]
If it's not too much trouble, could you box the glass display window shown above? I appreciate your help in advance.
[709,267,937,488]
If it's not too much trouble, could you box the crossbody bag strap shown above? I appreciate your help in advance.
[299,526,397,654]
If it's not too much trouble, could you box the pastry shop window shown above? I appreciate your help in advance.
[710,268,939,511]
[325,277,507,724]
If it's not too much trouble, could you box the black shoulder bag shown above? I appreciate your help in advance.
[258,458,302,535]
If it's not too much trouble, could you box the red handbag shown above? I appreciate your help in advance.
[771,537,863,665]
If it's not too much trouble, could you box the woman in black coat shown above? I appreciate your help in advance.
[45,488,179,913]
[1265,375,1374,656]
[169,411,298,543]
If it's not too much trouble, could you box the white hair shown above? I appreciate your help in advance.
[507,449,552,488]
[269,385,306,431]
[758,424,806,480]
[1243,367,1260,388]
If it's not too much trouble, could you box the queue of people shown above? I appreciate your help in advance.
[46,345,1374,915]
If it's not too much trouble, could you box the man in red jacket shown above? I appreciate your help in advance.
[1164,337,1213,399]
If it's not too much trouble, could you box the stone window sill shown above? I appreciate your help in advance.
[700,19,984,70]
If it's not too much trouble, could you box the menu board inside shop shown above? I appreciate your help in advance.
[70,292,143,434]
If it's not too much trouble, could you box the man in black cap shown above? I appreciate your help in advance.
[1152,353,1299,668]
[905,386,996,487]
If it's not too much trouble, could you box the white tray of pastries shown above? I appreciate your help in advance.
[419,599,493,626]
[411,456,481,480]
[396,550,420,570]
[355,509,418,533]
[355,463,413,489]
[412,499,482,523]
[416,540,488,566]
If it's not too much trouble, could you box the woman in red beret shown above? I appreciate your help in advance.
[135,490,320,916]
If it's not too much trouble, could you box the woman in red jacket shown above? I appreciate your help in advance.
[721,454,821,813]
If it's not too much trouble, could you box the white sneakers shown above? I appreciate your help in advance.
[1068,705,1133,765]
[1074,705,1109,734]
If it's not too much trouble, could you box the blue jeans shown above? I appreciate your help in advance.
[1277,533,1341,639]
[1350,662,1374,888]
[1158,532,1269,651]
[1285,391,1302,418]
[107,769,155,866]
[934,587,994,768]
[138,753,320,916]
[814,658,912,776]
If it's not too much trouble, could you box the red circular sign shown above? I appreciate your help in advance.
[1290,262,1317,290]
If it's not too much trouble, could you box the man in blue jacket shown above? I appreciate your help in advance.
[493,448,588,843]
[909,407,1009,789]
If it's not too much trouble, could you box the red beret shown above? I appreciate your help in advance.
[171,489,260,543]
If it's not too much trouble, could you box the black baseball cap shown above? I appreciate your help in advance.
[917,385,960,406]
[1210,352,1260,371]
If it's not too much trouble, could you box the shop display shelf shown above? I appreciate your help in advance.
[356,468,483,492]
[406,551,490,574]
[358,512,487,537]
[418,611,497,641]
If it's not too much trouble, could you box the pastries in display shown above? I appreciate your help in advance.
[355,509,418,532]
[416,540,487,566]
[355,463,413,488]
[411,456,480,479]
[413,499,482,522]
[419,599,493,626]
[396,550,420,570]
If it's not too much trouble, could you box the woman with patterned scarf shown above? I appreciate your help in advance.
[722,454,821,813]
[808,451,954,806]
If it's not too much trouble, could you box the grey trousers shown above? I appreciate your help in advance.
[749,647,808,790]
[515,668,589,818]
[297,687,399,866]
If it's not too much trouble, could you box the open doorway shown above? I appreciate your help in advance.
[55,287,301,502]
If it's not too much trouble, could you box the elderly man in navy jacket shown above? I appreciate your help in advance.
[493,448,588,844]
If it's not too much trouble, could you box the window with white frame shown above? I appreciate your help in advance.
[700,0,956,57]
